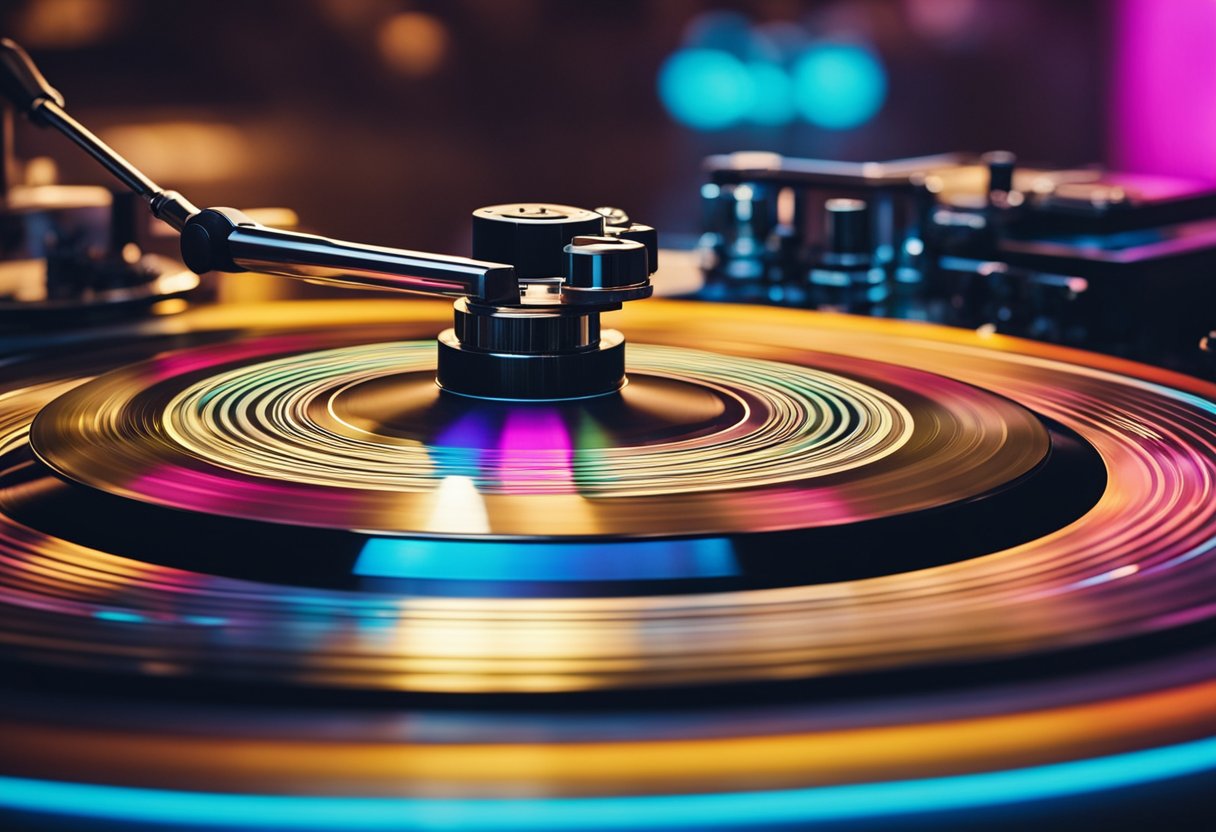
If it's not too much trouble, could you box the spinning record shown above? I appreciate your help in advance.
[1,299,1216,831]
[29,327,1051,536]
[0,299,1214,692]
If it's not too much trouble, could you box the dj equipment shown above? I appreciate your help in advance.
[2,38,1216,832]
[697,150,1216,373]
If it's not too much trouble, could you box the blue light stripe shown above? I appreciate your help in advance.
[93,609,147,623]
[2,736,1215,830]
[354,538,738,582]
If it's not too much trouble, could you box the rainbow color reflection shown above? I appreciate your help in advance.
[2,736,1215,830]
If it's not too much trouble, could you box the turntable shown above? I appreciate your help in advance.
[1,38,1215,832]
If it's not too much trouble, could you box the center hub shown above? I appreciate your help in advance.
[435,203,656,400]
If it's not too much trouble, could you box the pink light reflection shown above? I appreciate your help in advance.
[1112,0,1216,180]
[494,408,575,495]
[145,336,326,381]
[128,464,359,523]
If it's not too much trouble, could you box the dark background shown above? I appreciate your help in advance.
[3,0,1110,253]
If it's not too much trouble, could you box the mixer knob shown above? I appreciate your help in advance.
[823,197,871,266]
[809,197,886,313]
[565,235,649,289]
[982,150,1017,196]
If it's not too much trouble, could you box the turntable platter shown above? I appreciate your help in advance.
[0,300,1212,695]
[28,319,1050,537]
[1,299,1216,830]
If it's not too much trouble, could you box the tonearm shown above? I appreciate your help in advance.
[0,38,656,400]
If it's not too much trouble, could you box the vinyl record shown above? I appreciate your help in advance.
[1,299,1215,830]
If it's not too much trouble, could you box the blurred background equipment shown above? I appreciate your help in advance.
[694,149,1216,371]
[0,0,1128,251]
[7,0,1210,344]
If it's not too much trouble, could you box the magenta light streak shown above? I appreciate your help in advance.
[146,336,325,381]
[495,408,574,494]
[128,466,359,520]
[1113,0,1216,179]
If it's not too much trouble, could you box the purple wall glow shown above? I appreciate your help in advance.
[1113,0,1216,180]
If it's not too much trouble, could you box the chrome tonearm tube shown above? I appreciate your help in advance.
[0,38,657,400]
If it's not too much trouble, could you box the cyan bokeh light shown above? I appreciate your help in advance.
[658,12,887,131]
[659,39,887,131]
[792,43,887,129]
[658,48,754,130]
[744,62,795,126]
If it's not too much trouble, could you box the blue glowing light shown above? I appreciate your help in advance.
[2,736,1215,830]
[658,48,754,130]
[93,609,146,624]
[791,43,887,129]
[355,537,738,582]
[184,615,228,627]
[744,62,794,126]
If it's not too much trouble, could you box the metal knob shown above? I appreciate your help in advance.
[565,235,649,289]
[982,150,1017,194]
[471,203,604,279]
[824,197,871,264]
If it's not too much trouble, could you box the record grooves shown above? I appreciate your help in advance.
[0,299,1212,691]
[1,299,1215,830]
[1,418,1105,594]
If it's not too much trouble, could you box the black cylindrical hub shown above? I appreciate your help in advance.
[453,298,600,354]
[437,298,626,400]
[437,327,625,400]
